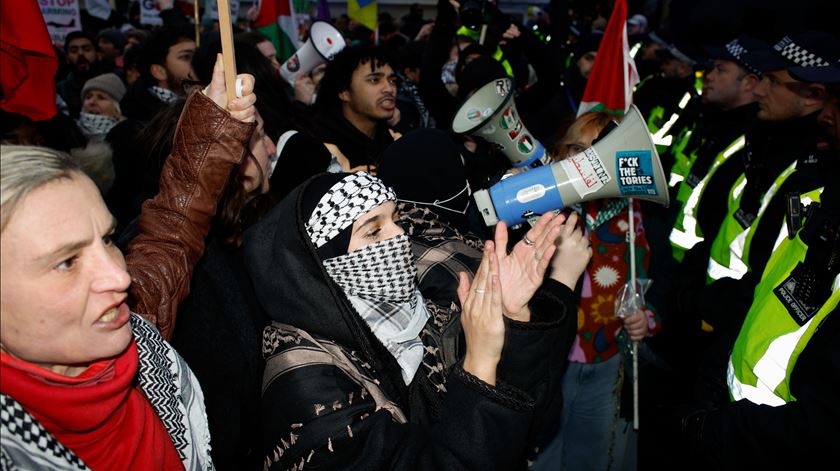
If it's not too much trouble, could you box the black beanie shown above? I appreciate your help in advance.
[456,55,508,104]
[378,129,470,230]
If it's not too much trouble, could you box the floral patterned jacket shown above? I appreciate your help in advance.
[568,199,662,364]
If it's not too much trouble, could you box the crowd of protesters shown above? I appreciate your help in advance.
[1,0,838,469]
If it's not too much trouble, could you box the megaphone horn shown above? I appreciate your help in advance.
[452,77,551,169]
[280,21,346,85]
[473,105,670,226]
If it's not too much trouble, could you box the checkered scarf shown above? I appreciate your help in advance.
[148,86,180,105]
[305,172,396,249]
[76,112,120,139]
[441,59,458,84]
[324,234,428,384]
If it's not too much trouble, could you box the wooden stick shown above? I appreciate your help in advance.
[217,0,238,102]
[194,0,201,47]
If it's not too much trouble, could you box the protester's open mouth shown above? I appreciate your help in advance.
[379,97,395,110]
[97,301,130,327]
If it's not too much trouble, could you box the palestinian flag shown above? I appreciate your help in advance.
[577,0,639,116]
[255,0,300,63]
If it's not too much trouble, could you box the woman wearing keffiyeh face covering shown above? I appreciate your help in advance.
[244,170,585,469]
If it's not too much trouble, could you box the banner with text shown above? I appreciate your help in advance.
[39,0,81,46]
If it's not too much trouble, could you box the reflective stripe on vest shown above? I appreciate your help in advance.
[667,127,697,188]
[707,160,798,282]
[456,27,514,78]
[728,190,836,406]
[670,136,746,255]
[650,92,692,147]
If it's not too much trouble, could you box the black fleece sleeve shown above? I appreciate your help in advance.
[496,279,578,454]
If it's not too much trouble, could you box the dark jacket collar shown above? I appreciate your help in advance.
[315,110,394,168]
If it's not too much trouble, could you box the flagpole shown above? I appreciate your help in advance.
[217,0,238,102]
[193,0,201,47]
[628,197,639,431]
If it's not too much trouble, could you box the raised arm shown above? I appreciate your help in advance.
[126,55,257,339]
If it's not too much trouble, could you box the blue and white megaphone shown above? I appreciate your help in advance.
[452,77,551,169]
[472,104,670,226]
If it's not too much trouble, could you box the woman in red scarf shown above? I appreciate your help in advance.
[0,55,257,470]
[0,145,204,470]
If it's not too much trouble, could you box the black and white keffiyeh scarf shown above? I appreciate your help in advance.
[324,234,428,384]
[306,173,428,384]
[397,73,435,129]
[76,112,120,139]
[148,86,180,105]
[0,315,212,471]
[305,172,396,248]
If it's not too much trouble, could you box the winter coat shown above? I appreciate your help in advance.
[242,175,577,470]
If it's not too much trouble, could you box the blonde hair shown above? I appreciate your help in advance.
[552,111,616,160]
[1,145,83,232]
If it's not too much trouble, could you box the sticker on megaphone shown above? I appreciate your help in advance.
[616,150,658,196]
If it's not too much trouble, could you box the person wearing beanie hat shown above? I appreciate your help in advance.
[77,73,127,140]
[82,73,127,107]
[243,168,583,469]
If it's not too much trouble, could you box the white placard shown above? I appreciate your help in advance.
[140,0,163,26]
[39,0,82,46]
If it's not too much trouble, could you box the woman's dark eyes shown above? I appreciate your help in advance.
[55,256,78,271]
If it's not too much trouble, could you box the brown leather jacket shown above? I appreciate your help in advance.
[126,91,256,340]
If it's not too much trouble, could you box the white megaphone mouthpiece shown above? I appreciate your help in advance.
[452,77,551,169]
[473,105,670,226]
[280,21,346,85]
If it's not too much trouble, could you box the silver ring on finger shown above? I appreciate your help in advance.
[523,234,535,246]
[474,289,486,294]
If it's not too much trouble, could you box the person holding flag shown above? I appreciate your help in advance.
[532,1,660,470]
[253,0,300,64]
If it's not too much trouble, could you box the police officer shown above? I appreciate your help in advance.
[645,36,766,387]
[634,37,703,150]
[678,32,838,332]
[669,36,766,263]
[679,58,840,470]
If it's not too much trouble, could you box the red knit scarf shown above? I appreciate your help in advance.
[0,340,183,470]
